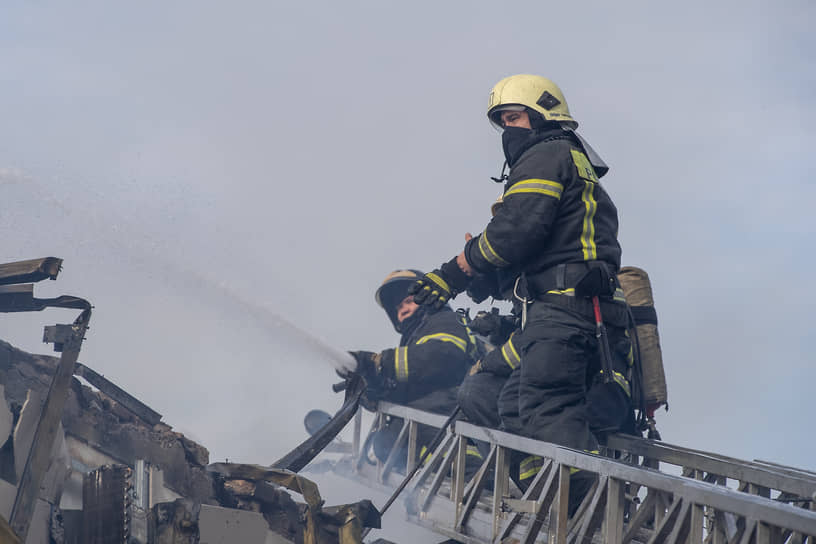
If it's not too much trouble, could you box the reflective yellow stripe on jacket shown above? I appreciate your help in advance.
[416,333,467,352]
[572,150,599,261]
[579,180,598,260]
[501,333,521,370]
[478,231,510,267]
[394,346,409,381]
[399,330,473,383]
[504,179,564,200]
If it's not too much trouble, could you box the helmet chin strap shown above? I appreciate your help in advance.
[490,161,508,184]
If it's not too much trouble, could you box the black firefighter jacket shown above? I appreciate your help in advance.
[465,128,622,282]
[375,307,478,409]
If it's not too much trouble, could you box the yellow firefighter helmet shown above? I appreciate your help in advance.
[487,74,577,130]
[375,269,424,330]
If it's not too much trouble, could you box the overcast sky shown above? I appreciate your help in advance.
[1,0,814,535]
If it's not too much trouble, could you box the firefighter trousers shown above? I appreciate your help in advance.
[517,301,632,452]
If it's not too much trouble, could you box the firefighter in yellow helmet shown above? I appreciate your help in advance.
[348,269,482,465]
[409,75,633,513]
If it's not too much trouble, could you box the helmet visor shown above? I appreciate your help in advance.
[488,104,526,131]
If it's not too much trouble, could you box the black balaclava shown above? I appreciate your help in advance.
[396,305,427,339]
[501,126,536,167]
[501,110,566,167]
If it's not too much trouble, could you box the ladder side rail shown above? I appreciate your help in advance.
[612,433,816,486]
[378,401,451,428]
[606,434,816,499]
[752,459,816,479]
[608,433,816,480]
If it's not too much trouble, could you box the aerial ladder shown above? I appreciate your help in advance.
[317,401,816,544]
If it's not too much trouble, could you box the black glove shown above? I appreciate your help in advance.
[348,351,381,379]
[468,308,518,346]
[408,257,472,310]
[466,271,499,303]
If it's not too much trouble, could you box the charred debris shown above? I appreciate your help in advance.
[0,257,380,544]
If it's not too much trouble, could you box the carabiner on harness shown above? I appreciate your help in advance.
[513,275,530,330]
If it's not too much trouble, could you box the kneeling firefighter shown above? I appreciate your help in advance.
[410,74,633,512]
[345,270,483,468]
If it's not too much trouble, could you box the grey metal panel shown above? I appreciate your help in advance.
[198,504,269,544]
[265,529,295,544]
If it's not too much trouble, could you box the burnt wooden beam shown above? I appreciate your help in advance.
[0,283,91,313]
[0,285,35,312]
[0,258,62,286]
